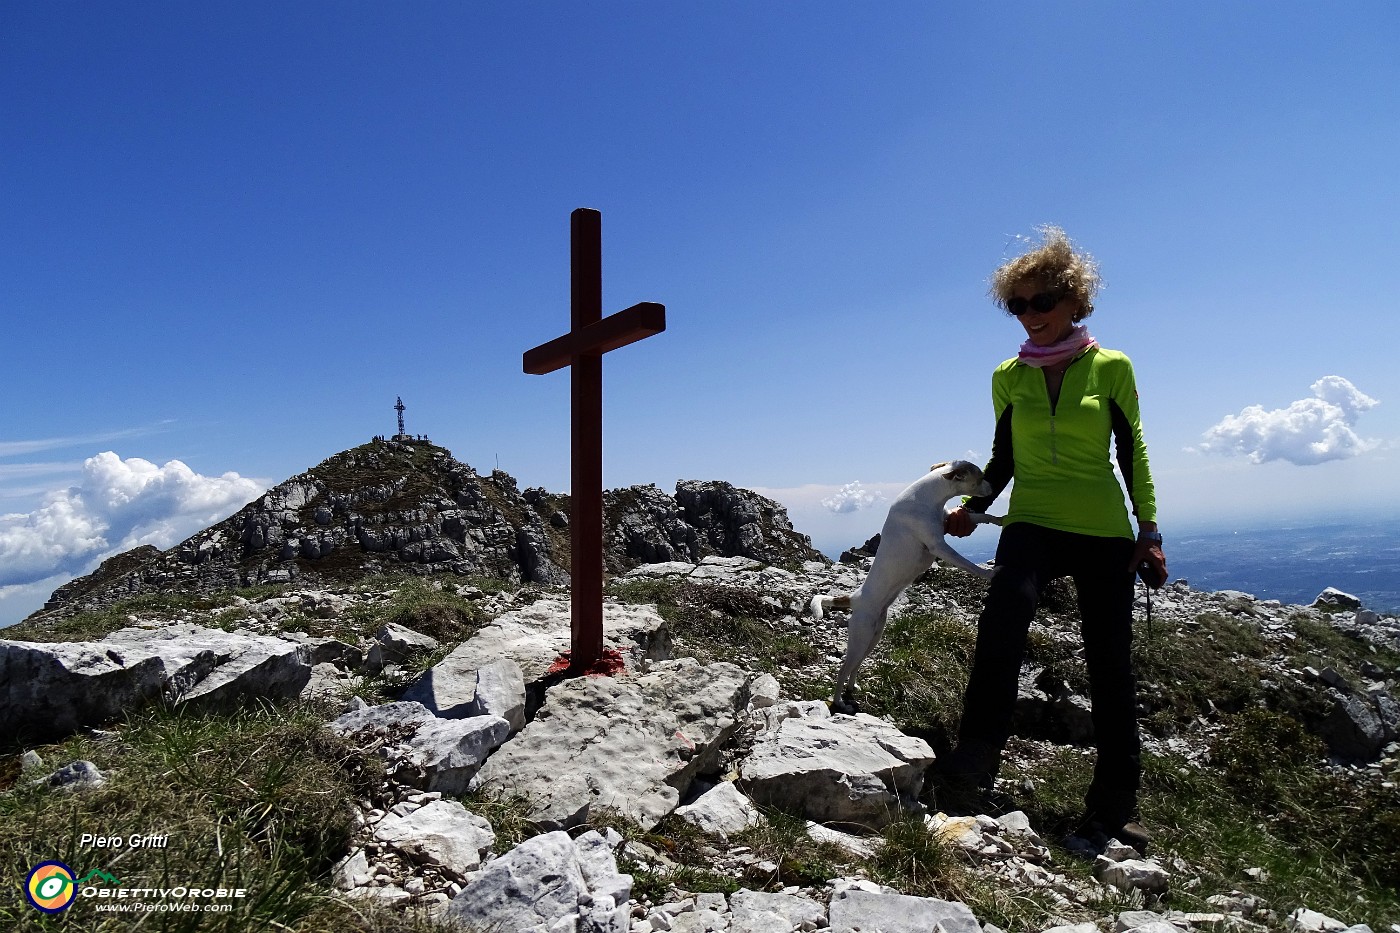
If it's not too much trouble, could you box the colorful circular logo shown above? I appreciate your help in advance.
[25,861,77,913]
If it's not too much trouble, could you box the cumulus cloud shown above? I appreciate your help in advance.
[820,481,886,514]
[0,452,265,588]
[1195,376,1380,465]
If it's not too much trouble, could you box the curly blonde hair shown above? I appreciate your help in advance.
[990,225,1102,321]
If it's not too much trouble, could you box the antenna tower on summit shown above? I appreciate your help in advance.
[388,396,428,444]
[390,396,413,443]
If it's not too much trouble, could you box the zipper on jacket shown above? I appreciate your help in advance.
[1044,351,1089,466]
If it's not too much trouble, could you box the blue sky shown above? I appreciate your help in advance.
[3,2,1397,625]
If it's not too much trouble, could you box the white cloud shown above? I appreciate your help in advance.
[820,481,887,514]
[0,451,265,589]
[1194,376,1380,466]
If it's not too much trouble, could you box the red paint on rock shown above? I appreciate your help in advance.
[546,648,628,677]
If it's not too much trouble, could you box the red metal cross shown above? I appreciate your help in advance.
[524,208,665,673]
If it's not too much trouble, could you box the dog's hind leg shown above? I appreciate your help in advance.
[833,597,894,712]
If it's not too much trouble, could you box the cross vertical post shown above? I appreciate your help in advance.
[571,209,605,669]
[523,208,666,673]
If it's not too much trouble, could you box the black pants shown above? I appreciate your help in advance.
[942,522,1141,822]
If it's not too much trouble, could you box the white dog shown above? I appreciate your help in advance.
[812,460,1002,711]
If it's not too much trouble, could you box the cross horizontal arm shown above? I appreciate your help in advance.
[523,302,666,375]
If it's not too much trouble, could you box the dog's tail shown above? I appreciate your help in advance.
[810,593,851,620]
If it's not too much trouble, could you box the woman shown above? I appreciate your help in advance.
[941,226,1167,855]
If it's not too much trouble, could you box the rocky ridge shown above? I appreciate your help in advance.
[5,551,1399,932]
[28,438,822,624]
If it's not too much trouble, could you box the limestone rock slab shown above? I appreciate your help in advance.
[807,821,881,859]
[327,700,436,738]
[1,624,312,740]
[406,715,513,794]
[472,659,751,831]
[674,780,763,839]
[828,889,981,933]
[740,712,935,829]
[730,889,826,931]
[401,597,670,716]
[748,673,781,709]
[327,700,511,794]
[1314,588,1364,610]
[447,829,631,933]
[366,622,440,671]
[1095,855,1170,895]
[372,798,494,879]
[1287,909,1350,933]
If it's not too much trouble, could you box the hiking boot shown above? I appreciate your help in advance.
[1070,815,1151,857]
[1109,820,1152,857]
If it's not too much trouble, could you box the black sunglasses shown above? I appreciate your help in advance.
[1006,291,1064,316]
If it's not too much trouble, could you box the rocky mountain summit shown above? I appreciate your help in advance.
[4,548,1398,932]
[4,441,1399,931]
[29,437,821,624]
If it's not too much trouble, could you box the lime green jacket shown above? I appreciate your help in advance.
[965,346,1157,539]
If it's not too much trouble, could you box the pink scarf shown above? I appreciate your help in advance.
[1018,324,1098,368]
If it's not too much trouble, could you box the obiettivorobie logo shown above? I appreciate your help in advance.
[24,862,119,913]
[24,860,246,914]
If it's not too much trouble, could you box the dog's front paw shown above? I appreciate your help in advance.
[830,688,860,715]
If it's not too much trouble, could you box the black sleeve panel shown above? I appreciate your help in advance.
[966,403,1014,513]
[1110,398,1138,518]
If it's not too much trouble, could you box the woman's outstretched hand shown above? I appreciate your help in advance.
[944,506,975,538]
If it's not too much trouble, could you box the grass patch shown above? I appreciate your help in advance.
[1287,613,1400,685]
[1141,740,1400,928]
[292,578,494,646]
[583,808,741,902]
[3,587,290,644]
[1132,611,1274,734]
[0,698,382,931]
[731,807,856,891]
[995,720,1400,930]
[459,788,539,852]
[868,814,965,900]
[607,578,823,684]
[854,613,977,750]
[1207,708,1400,886]
[997,740,1099,840]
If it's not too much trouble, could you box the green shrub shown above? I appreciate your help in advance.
[334,579,489,645]
[869,815,964,900]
